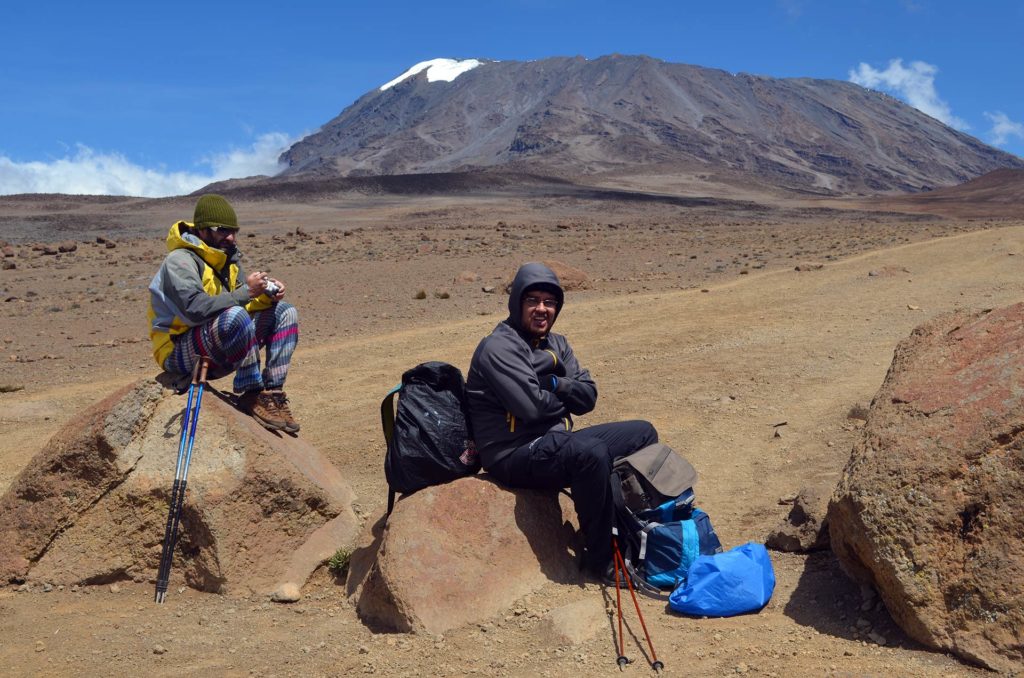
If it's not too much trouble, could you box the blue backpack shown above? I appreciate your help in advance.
[610,444,723,592]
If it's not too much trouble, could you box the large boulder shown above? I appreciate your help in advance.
[828,305,1024,671]
[0,379,358,598]
[350,476,580,634]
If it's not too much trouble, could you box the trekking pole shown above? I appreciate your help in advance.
[155,358,209,604]
[612,536,663,672]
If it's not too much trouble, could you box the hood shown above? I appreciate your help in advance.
[165,221,238,271]
[507,262,564,333]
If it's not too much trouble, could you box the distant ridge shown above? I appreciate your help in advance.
[278,55,1023,196]
[868,168,1024,217]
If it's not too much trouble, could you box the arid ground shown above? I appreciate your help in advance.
[1,184,1021,676]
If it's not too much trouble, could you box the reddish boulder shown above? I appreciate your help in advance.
[542,260,590,291]
[829,304,1024,671]
[0,379,358,598]
[504,260,591,294]
[351,476,580,634]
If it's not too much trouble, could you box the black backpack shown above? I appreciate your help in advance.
[380,361,480,513]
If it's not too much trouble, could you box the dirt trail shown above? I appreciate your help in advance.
[2,226,1023,676]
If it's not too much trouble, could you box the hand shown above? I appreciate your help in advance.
[246,271,269,298]
[266,277,286,301]
[539,375,558,392]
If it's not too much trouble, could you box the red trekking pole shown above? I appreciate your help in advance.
[610,529,663,672]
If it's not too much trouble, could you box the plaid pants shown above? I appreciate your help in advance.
[163,302,299,393]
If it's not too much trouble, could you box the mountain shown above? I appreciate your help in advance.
[278,55,1023,196]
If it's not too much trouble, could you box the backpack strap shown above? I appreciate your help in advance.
[380,384,401,442]
[381,384,401,514]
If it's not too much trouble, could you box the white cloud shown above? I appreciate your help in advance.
[849,58,969,130]
[0,132,295,197]
[984,111,1024,146]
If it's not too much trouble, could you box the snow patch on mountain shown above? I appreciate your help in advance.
[379,58,482,91]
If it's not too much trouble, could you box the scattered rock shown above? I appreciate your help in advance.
[153,644,167,655]
[504,260,591,293]
[41,245,59,256]
[907,304,920,311]
[109,583,121,593]
[765,485,831,552]
[829,304,1024,672]
[2,245,13,257]
[794,263,824,271]
[1,260,14,270]
[454,271,480,284]
[541,260,590,291]
[482,285,497,294]
[352,476,579,634]
[271,582,301,603]
[58,242,77,253]
[105,241,116,249]
[868,265,911,278]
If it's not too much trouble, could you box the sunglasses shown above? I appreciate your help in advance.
[204,225,240,234]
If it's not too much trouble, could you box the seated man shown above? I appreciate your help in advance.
[465,262,658,578]
[147,194,300,433]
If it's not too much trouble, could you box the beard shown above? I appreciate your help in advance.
[220,242,237,258]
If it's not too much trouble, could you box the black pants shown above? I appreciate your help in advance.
[488,420,658,574]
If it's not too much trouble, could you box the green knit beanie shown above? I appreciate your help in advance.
[193,194,239,230]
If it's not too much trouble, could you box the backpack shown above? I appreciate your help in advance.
[381,361,480,513]
[610,443,723,592]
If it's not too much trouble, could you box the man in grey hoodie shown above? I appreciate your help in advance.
[466,262,658,577]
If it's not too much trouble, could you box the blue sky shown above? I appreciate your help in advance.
[1,0,1021,196]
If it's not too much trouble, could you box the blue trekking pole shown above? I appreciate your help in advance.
[155,358,210,604]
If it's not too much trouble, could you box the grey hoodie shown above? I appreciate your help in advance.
[465,263,598,468]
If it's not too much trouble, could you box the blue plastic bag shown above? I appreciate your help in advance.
[668,542,775,617]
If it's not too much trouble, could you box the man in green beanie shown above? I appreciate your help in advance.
[147,194,301,432]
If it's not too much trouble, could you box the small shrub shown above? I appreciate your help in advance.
[327,547,351,577]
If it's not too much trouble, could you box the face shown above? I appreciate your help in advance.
[198,226,238,254]
[520,290,559,338]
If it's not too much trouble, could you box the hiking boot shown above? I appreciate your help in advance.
[269,390,300,433]
[238,390,288,431]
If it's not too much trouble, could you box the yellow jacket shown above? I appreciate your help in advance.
[147,221,271,367]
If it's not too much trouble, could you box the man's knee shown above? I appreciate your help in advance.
[220,305,255,333]
[275,301,298,325]
[636,420,659,446]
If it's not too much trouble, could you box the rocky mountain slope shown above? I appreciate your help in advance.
[279,55,1023,195]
